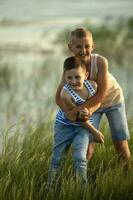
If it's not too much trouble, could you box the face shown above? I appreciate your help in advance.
[68,36,94,62]
[64,66,88,91]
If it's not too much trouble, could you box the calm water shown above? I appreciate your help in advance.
[0,0,133,48]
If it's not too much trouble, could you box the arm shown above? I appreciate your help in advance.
[55,74,79,119]
[61,89,104,143]
[69,56,108,113]
[55,74,67,112]
[82,121,104,143]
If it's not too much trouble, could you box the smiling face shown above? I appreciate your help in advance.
[64,66,88,91]
[69,36,94,62]
[68,29,94,63]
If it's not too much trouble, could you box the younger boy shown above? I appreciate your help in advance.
[48,56,104,186]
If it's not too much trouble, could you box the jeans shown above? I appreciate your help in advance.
[48,121,92,185]
[92,102,130,141]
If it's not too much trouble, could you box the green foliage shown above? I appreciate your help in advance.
[54,17,133,59]
[0,120,133,200]
[127,17,133,30]
[0,63,12,89]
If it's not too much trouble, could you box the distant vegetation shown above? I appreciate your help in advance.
[54,17,133,66]
[0,17,133,200]
[0,18,34,26]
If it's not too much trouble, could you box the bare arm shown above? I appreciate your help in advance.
[55,74,79,119]
[55,74,67,112]
[82,122,104,143]
[69,56,108,113]
[61,89,104,143]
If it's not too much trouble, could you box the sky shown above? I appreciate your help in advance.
[0,0,133,21]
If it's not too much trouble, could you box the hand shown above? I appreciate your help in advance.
[77,108,91,122]
[66,107,86,122]
[66,107,91,122]
[93,131,104,144]
[78,108,89,118]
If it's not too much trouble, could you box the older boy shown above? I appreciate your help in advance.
[56,28,131,163]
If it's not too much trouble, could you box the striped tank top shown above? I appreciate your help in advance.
[56,79,96,126]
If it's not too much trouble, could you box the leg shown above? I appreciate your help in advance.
[113,140,131,162]
[106,103,131,163]
[72,127,90,184]
[87,110,103,160]
[87,142,95,160]
[47,122,75,185]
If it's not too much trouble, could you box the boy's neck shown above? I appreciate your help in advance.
[85,55,92,72]
[85,54,91,64]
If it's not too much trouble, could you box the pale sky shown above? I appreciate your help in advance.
[0,0,133,21]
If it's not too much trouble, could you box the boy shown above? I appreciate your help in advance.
[48,57,104,186]
[56,28,131,163]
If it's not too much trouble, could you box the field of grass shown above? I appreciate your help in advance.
[0,119,133,200]
[0,17,133,200]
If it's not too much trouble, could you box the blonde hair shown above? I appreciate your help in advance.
[69,28,93,43]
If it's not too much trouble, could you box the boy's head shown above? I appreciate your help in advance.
[63,56,88,91]
[68,28,94,62]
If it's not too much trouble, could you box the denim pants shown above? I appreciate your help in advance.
[48,121,92,185]
[92,102,130,141]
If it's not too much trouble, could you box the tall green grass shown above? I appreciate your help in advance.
[0,18,133,200]
[0,54,63,131]
[0,119,133,200]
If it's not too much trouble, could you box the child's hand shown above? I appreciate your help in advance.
[66,108,91,122]
[77,108,91,122]
[93,131,104,143]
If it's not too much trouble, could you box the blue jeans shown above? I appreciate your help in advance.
[48,122,92,185]
[92,102,130,141]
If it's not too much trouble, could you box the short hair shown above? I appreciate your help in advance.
[63,56,86,73]
[69,28,93,43]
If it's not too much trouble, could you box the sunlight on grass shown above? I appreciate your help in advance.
[0,17,133,200]
[0,120,133,200]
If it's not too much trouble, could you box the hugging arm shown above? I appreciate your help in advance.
[68,56,108,115]
[61,90,104,143]
[55,75,67,112]
[55,75,79,119]
[55,75,101,121]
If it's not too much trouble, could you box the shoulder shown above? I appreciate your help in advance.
[60,87,72,101]
[60,87,76,109]
[87,80,97,91]
[95,54,108,75]
[97,54,108,69]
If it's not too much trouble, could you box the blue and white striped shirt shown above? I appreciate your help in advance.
[56,80,96,126]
